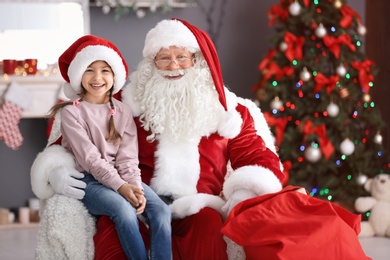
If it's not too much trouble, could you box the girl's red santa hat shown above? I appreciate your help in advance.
[58,35,128,100]
[143,18,227,111]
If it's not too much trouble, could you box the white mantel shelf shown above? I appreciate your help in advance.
[0,74,65,118]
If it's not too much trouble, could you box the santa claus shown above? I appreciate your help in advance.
[31,18,284,259]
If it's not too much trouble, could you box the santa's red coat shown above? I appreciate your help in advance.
[92,91,285,259]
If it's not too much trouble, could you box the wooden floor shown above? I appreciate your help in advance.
[0,223,389,259]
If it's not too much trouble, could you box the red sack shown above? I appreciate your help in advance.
[221,186,371,260]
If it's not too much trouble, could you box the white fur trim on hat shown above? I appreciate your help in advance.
[67,45,127,97]
[143,19,200,58]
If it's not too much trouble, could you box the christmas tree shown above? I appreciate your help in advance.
[252,0,389,209]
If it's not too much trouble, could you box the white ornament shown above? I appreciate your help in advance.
[357,24,367,35]
[270,97,283,110]
[289,2,301,16]
[305,144,322,163]
[299,67,311,82]
[315,23,327,38]
[102,5,111,14]
[336,64,347,77]
[136,9,146,18]
[357,174,368,185]
[326,102,339,117]
[279,42,288,52]
[374,132,383,145]
[340,138,355,155]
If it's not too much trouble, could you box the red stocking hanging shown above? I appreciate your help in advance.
[0,83,31,150]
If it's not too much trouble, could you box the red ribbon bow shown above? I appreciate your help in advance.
[262,62,295,85]
[264,112,288,146]
[267,4,289,26]
[340,6,362,29]
[323,34,356,59]
[302,120,334,159]
[351,60,375,94]
[258,49,276,71]
[284,32,305,62]
[313,72,340,95]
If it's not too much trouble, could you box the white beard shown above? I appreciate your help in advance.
[132,59,225,142]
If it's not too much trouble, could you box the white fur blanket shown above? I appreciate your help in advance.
[35,194,96,260]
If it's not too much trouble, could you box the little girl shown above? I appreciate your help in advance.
[49,35,171,260]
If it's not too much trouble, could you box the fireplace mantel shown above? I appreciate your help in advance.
[0,74,65,118]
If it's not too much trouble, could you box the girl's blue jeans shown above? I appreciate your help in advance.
[81,173,172,260]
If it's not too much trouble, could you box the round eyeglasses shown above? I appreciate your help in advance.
[155,57,194,67]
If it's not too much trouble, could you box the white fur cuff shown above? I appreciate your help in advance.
[31,145,76,200]
[223,165,282,200]
[170,193,226,219]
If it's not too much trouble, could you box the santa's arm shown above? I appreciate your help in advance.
[223,101,284,209]
[30,114,86,200]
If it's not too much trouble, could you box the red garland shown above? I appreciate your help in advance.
[302,120,334,159]
[313,72,340,95]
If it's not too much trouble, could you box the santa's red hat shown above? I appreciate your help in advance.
[58,35,128,100]
[143,18,227,111]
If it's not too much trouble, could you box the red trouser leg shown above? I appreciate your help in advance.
[171,207,228,260]
[94,208,228,260]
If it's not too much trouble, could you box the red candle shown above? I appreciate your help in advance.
[3,59,17,75]
[25,59,38,75]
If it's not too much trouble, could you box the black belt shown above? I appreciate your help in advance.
[159,195,174,205]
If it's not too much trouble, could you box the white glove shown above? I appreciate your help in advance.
[222,189,257,215]
[48,166,86,200]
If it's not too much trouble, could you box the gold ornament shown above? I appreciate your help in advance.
[363,93,371,103]
[334,0,342,9]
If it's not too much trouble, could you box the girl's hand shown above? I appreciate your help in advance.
[135,194,146,214]
[117,183,145,210]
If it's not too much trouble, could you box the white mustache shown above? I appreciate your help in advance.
[158,69,186,77]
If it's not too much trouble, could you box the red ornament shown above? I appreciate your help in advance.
[339,87,350,98]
